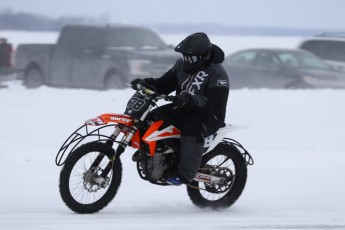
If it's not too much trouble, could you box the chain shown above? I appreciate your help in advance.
[186,183,207,191]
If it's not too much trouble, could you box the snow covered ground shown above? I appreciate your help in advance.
[0,31,345,229]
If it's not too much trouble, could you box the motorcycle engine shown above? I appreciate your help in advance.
[138,144,178,182]
[146,152,167,181]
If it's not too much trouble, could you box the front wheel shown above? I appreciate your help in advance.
[187,143,247,209]
[59,142,122,213]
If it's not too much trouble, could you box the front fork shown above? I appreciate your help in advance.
[85,125,123,180]
[99,125,138,178]
[89,104,153,182]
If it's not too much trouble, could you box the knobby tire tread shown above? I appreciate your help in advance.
[59,142,122,213]
[187,143,247,209]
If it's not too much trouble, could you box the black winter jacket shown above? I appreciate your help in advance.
[146,49,229,127]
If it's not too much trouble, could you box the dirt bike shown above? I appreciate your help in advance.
[55,83,254,214]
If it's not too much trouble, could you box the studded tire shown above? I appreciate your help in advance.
[187,143,247,209]
[59,142,122,213]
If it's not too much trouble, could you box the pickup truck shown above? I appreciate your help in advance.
[15,24,179,89]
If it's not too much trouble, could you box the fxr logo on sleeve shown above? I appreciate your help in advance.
[217,80,228,87]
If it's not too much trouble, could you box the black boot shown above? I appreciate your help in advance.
[176,136,204,182]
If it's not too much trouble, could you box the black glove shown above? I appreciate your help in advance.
[130,79,145,90]
[173,94,191,109]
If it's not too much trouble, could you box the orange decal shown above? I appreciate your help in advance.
[142,120,164,156]
[86,113,133,126]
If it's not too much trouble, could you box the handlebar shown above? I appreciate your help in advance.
[127,82,175,102]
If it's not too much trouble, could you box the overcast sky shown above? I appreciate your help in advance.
[0,0,344,30]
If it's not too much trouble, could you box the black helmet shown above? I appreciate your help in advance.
[174,32,213,73]
[174,32,212,55]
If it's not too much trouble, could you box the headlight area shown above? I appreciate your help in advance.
[128,59,151,76]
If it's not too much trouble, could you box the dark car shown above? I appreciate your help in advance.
[223,48,345,89]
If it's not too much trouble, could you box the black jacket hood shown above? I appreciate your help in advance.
[211,44,225,64]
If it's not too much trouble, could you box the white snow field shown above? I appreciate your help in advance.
[0,31,344,229]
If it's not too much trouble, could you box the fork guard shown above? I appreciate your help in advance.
[55,124,118,166]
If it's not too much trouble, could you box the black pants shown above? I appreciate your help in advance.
[152,104,218,182]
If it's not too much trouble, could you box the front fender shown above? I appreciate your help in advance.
[85,113,134,126]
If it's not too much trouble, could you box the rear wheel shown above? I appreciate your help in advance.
[59,142,122,213]
[24,67,44,88]
[187,143,247,209]
[104,71,126,89]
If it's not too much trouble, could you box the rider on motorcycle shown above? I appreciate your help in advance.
[131,32,229,185]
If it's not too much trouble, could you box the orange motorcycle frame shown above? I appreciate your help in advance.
[56,113,181,166]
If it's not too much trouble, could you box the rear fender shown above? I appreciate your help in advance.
[204,124,246,153]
